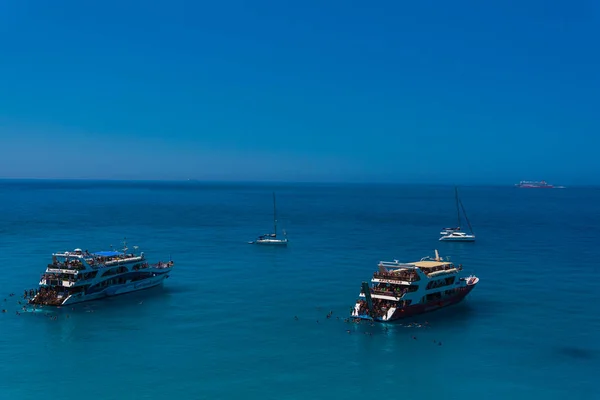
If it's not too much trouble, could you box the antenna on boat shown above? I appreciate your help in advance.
[122,237,128,253]
[434,249,440,261]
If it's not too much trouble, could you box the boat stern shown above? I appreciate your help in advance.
[28,288,71,307]
[351,299,370,319]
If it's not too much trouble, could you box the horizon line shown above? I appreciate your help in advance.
[0,177,588,187]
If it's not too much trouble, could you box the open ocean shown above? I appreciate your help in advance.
[0,180,598,400]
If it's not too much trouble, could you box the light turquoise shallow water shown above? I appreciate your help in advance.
[0,181,598,399]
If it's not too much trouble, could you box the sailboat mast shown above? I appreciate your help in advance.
[459,198,474,234]
[273,192,277,236]
[455,186,461,228]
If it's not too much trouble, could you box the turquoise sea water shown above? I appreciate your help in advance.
[0,180,598,400]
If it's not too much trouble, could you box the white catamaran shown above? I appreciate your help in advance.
[249,192,288,246]
[439,187,476,242]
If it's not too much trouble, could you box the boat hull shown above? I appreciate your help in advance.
[386,284,475,321]
[33,272,171,307]
[253,240,288,246]
[355,283,476,322]
[439,235,476,242]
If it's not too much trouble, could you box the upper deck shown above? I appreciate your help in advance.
[408,260,459,277]
[47,248,145,273]
[375,250,461,281]
[87,250,144,267]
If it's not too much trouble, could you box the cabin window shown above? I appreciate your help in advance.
[81,271,98,280]
[131,272,152,281]
[101,266,128,277]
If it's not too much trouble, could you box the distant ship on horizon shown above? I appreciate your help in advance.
[515,180,565,189]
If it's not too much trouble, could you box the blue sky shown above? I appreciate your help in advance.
[0,0,598,184]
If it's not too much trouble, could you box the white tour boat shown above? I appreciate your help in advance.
[28,240,174,306]
[351,250,479,322]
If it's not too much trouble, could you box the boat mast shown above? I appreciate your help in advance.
[455,186,461,228]
[272,192,277,236]
[459,197,474,234]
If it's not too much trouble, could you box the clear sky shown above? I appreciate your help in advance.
[0,0,598,184]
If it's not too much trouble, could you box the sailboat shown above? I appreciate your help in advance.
[249,192,288,246]
[439,187,476,242]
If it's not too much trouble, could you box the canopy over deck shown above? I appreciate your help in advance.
[379,250,454,271]
[409,260,453,269]
[93,251,124,257]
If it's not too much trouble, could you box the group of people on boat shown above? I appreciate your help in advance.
[370,283,409,298]
[87,253,137,266]
[354,298,409,319]
[41,272,76,283]
[50,259,84,270]
[373,270,420,282]
[155,260,174,269]
[27,287,64,306]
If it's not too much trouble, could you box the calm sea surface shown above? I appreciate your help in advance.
[0,180,598,399]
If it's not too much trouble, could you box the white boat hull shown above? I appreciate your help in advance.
[55,272,170,306]
[252,239,288,246]
[439,234,476,242]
